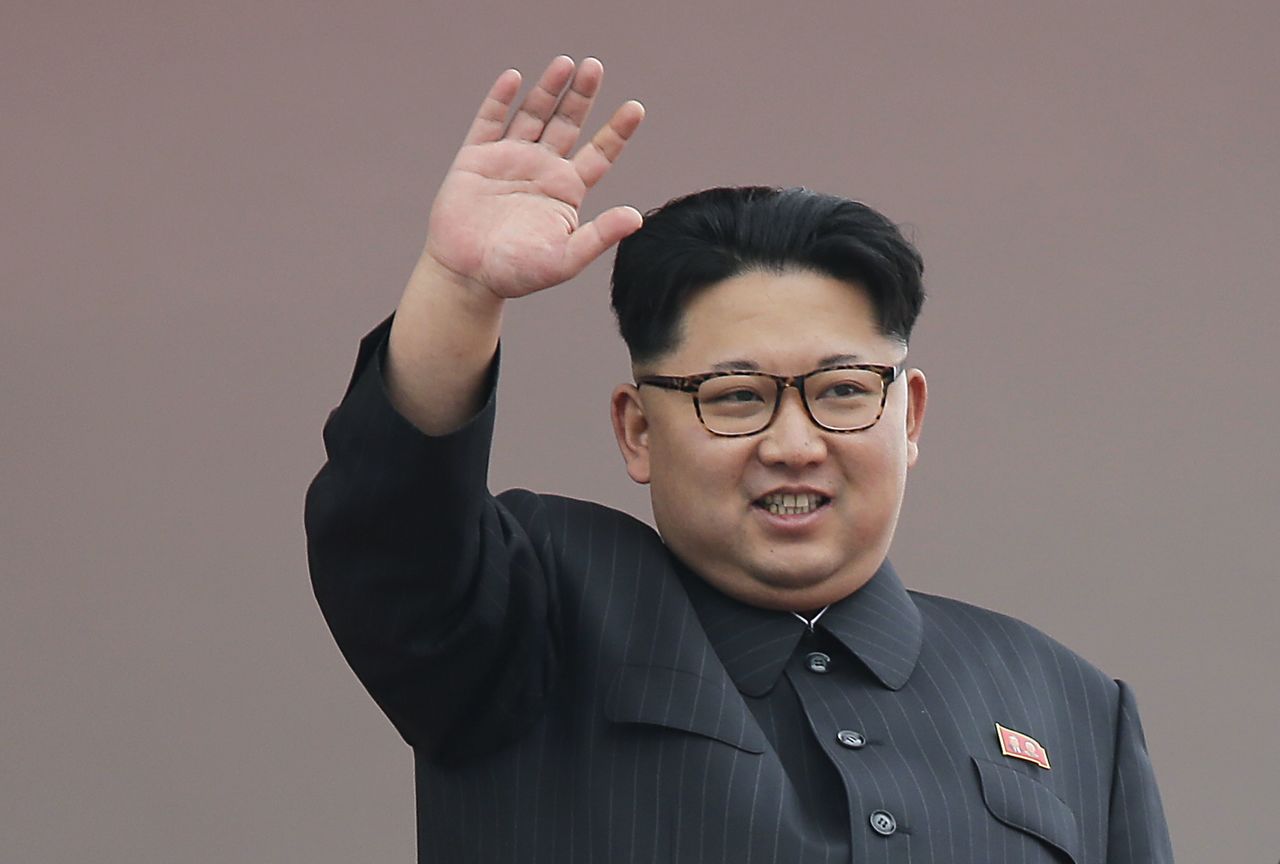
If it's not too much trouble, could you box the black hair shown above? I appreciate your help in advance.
[610,186,925,365]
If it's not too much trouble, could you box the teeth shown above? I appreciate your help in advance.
[760,493,825,515]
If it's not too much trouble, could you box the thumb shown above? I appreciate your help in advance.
[561,206,644,275]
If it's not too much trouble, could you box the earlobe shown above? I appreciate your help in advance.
[610,384,652,484]
[904,369,927,468]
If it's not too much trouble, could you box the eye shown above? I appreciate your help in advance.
[819,381,870,399]
[706,387,767,405]
[808,368,882,403]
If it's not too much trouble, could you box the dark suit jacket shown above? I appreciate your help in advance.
[305,319,1173,863]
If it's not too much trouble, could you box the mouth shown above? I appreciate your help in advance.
[752,491,832,516]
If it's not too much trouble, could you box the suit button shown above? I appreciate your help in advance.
[805,652,831,673]
[869,809,897,836]
[836,729,866,749]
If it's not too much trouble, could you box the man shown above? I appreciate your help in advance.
[305,56,1173,862]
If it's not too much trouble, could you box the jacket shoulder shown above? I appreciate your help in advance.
[909,590,1120,702]
[494,488,661,544]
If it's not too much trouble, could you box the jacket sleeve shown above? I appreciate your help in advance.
[1106,680,1175,862]
[304,316,559,765]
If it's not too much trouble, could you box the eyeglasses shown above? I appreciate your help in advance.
[636,363,904,437]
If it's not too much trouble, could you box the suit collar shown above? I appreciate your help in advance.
[817,560,922,691]
[678,559,923,696]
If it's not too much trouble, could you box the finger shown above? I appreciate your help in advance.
[562,205,644,274]
[536,57,603,156]
[572,100,645,189]
[461,68,523,146]
[505,55,576,142]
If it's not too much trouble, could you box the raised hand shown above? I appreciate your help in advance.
[387,57,645,434]
[421,56,646,300]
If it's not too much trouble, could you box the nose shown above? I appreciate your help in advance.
[756,387,827,467]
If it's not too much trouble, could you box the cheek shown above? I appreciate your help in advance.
[648,436,749,520]
[837,437,909,501]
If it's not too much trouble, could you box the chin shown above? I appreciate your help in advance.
[744,557,846,595]
[751,558,833,586]
[755,550,880,599]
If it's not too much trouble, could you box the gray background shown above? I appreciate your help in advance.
[4,1,1277,861]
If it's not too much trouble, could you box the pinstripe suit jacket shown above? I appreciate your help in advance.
[306,319,1173,863]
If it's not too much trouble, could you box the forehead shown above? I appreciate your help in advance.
[667,270,897,371]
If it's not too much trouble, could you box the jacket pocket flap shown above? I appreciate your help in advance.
[973,756,1082,863]
[605,665,766,754]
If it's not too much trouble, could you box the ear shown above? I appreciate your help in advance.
[904,369,927,468]
[610,383,652,484]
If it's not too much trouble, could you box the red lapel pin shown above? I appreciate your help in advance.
[995,723,1051,770]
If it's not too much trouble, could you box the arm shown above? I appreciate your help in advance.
[305,57,644,761]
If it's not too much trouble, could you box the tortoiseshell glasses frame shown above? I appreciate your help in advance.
[635,363,904,437]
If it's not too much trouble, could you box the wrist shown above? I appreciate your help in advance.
[408,251,505,315]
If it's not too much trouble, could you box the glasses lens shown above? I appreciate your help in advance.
[697,375,776,434]
[804,368,885,431]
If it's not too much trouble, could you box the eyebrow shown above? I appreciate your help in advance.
[709,353,864,372]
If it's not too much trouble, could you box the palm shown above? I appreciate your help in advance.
[421,58,644,300]
[427,142,587,297]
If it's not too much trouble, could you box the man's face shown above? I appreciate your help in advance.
[611,269,927,611]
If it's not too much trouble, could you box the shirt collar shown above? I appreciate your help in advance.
[677,558,923,697]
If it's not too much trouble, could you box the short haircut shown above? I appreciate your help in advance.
[610,186,925,366]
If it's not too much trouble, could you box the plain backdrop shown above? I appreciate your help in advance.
[4,1,1277,861]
